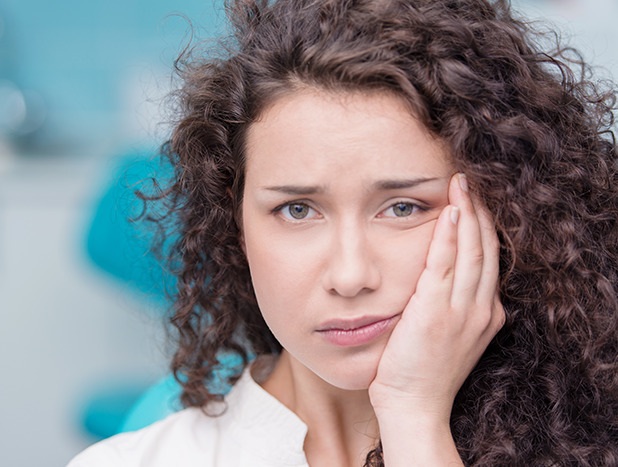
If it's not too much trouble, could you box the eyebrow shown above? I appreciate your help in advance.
[262,177,443,195]
[372,177,441,190]
[263,185,325,195]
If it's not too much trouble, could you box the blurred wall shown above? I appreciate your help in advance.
[516,0,618,79]
[0,0,225,149]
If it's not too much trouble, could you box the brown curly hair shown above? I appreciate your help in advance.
[158,0,618,464]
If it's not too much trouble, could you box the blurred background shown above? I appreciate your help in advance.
[0,0,615,466]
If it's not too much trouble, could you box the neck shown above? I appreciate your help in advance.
[259,351,380,466]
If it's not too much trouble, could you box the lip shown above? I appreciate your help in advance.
[316,313,401,347]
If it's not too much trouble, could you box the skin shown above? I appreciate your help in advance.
[241,89,504,466]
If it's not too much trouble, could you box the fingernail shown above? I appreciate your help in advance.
[450,206,460,225]
[458,173,468,192]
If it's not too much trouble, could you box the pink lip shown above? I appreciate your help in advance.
[316,314,400,347]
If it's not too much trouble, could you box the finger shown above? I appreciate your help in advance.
[412,204,460,312]
[473,196,501,304]
[471,199,503,338]
[449,174,484,308]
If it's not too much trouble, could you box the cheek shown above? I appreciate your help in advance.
[242,225,314,314]
[380,221,436,295]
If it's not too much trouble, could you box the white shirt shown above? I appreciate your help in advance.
[67,369,309,466]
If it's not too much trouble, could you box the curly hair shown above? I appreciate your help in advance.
[158,0,618,464]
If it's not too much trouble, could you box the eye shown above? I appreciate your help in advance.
[278,202,319,221]
[381,201,425,218]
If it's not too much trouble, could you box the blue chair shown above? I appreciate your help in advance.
[120,374,183,432]
[80,149,176,440]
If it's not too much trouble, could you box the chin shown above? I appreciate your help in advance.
[326,374,375,391]
[309,353,381,391]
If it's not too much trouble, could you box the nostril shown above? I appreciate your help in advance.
[323,252,381,298]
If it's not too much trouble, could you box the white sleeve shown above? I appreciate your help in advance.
[66,439,129,467]
[65,409,216,467]
[66,427,173,467]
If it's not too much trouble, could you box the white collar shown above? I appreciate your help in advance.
[224,362,309,466]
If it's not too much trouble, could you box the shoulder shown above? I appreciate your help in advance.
[66,362,308,467]
[67,407,220,467]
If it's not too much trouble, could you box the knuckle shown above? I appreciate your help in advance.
[426,261,455,281]
[470,248,484,266]
[475,306,494,331]
[494,302,507,330]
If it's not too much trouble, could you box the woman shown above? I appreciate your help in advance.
[70,0,618,465]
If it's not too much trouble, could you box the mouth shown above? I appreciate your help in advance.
[316,313,401,347]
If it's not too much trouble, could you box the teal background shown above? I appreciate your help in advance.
[0,0,225,147]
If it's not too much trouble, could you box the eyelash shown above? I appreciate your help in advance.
[273,200,429,221]
[380,201,428,219]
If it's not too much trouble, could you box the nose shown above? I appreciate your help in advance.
[322,221,381,297]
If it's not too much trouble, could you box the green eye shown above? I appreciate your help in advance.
[392,202,415,217]
[281,203,311,220]
[381,201,425,218]
[288,203,310,219]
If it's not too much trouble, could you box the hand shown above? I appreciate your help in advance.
[369,173,505,422]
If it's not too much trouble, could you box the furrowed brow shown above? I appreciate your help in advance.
[373,177,441,190]
[262,177,445,195]
[263,185,325,195]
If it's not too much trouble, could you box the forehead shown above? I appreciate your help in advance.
[244,89,452,185]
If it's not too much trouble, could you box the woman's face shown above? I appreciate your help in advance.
[242,89,454,390]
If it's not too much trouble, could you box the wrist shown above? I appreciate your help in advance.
[369,383,454,424]
[370,387,462,466]
[375,411,462,466]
